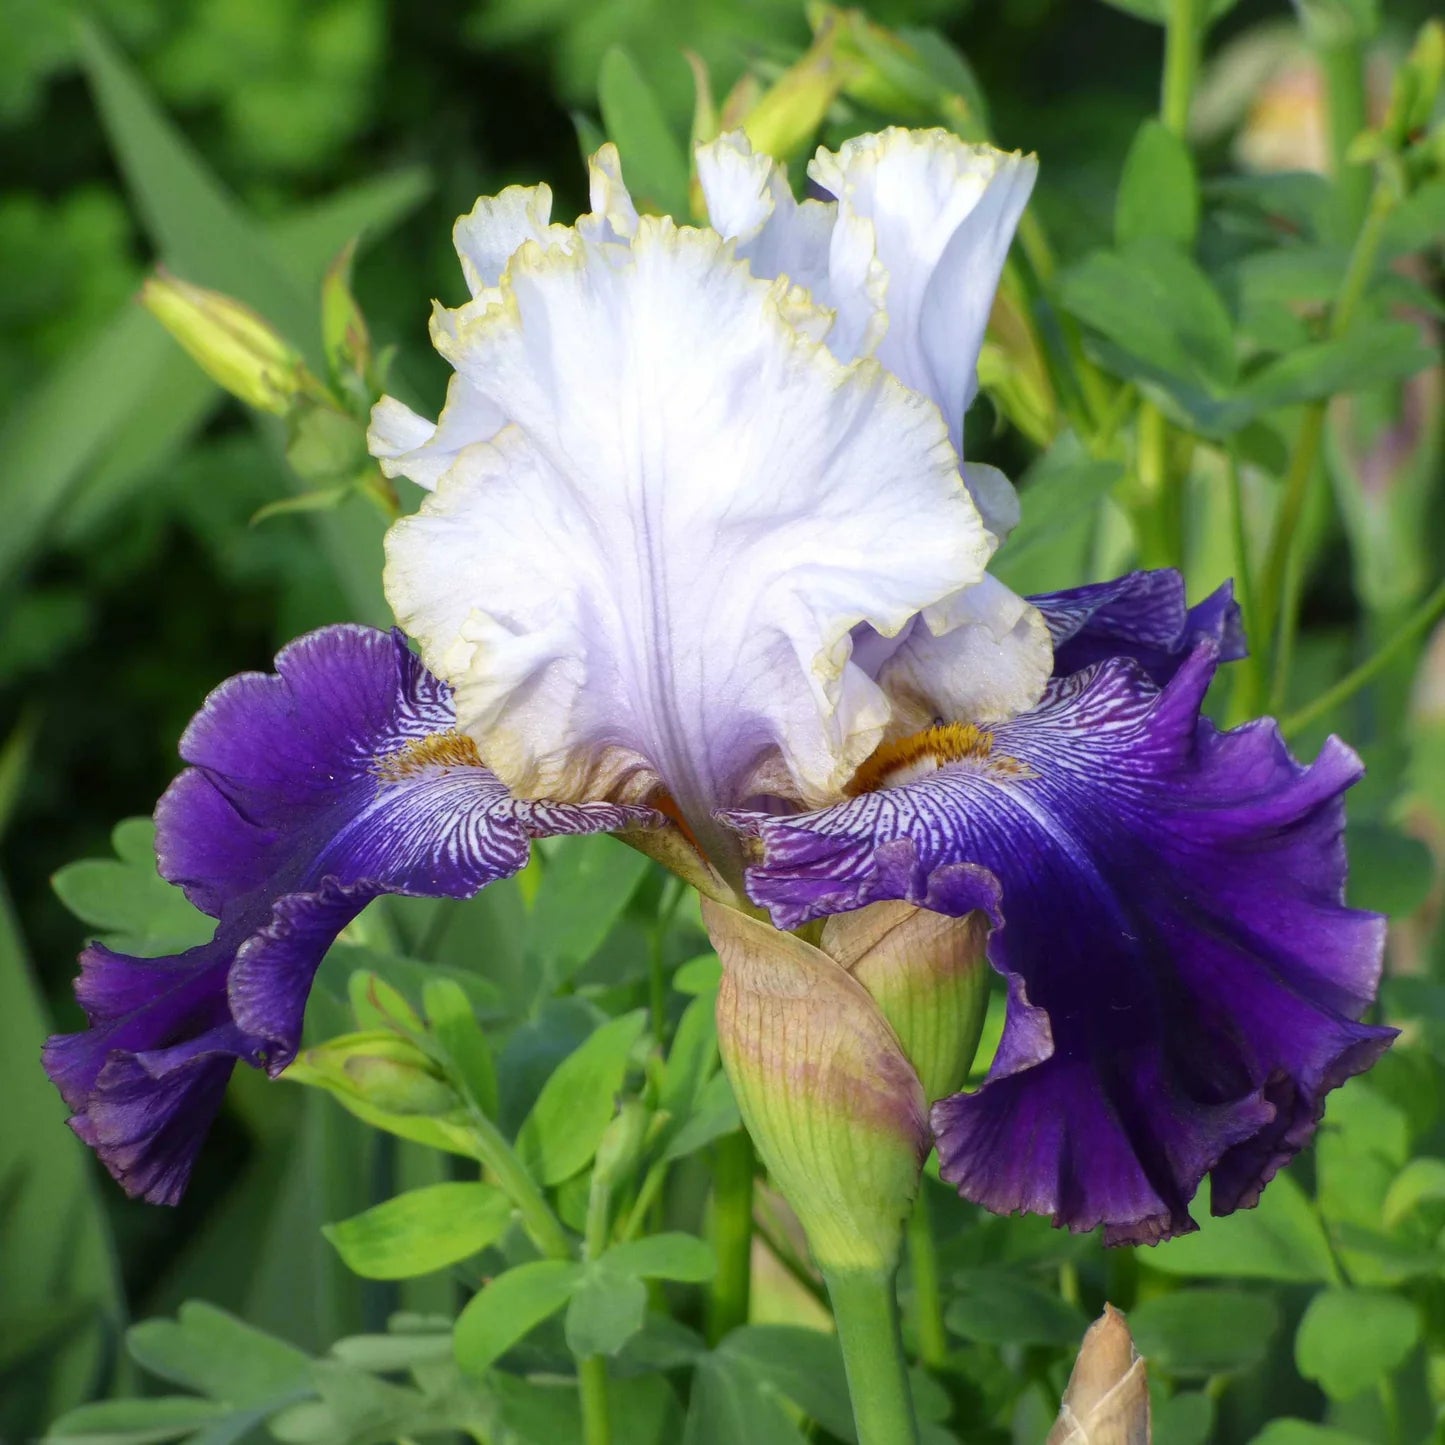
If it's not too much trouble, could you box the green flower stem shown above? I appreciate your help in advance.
[1256,180,1397,700]
[1129,0,1201,571]
[576,1150,616,1445]
[1318,36,1371,233]
[578,1356,612,1445]
[906,1184,949,1371]
[825,1267,921,1445]
[466,1107,573,1262]
[1225,450,1269,723]
[1282,576,1445,738]
[706,1131,755,1344]
[1160,0,1201,137]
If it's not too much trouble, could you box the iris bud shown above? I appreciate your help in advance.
[1047,1306,1150,1445]
[294,1031,459,1116]
[703,899,929,1274]
[140,271,310,416]
[593,1097,651,1191]
[822,901,992,1103]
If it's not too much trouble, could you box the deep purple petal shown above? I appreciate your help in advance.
[47,624,658,1203]
[1031,571,1245,685]
[730,648,1393,1244]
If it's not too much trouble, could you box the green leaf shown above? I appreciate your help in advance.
[73,16,316,361]
[605,1233,716,1283]
[516,1010,648,1185]
[0,875,124,1439]
[990,453,1122,596]
[662,1068,740,1161]
[424,978,501,1119]
[1128,1288,1279,1377]
[565,1267,649,1358]
[1382,1157,1445,1229]
[126,1301,311,1404]
[1235,323,1434,416]
[529,837,651,984]
[1116,120,1199,248]
[1144,1174,1338,1283]
[943,1269,1087,1347]
[1294,1288,1419,1400]
[597,47,690,220]
[672,953,722,995]
[329,1330,452,1373]
[1248,1423,1372,1445]
[453,1259,583,1376]
[1345,821,1435,916]
[52,819,212,957]
[322,1182,513,1280]
[1096,0,1241,19]
[45,1396,232,1445]
[1153,1392,1214,1445]
[1059,240,1236,432]
[715,1326,856,1443]
[682,1355,811,1445]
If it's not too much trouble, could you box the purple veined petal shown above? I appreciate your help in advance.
[1030,569,1246,686]
[45,624,659,1205]
[729,646,1393,1245]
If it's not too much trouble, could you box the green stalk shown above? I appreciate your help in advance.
[1282,577,1445,738]
[906,1185,949,1372]
[825,1268,921,1445]
[1160,0,1201,137]
[706,1131,755,1343]
[578,1357,612,1445]
[1225,450,1268,723]
[1254,181,1397,699]
[1318,38,1371,233]
[465,1107,573,1262]
[577,1152,615,1445]
[1130,0,1200,571]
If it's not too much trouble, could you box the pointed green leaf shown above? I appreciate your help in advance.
[597,47,690,220]
[1116,119,1199,248]
[516,1011,648,1185]
[323,1182,513,1280]
[453,1260,583,1376]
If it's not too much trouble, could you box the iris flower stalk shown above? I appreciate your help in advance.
[47,128,1391,1445]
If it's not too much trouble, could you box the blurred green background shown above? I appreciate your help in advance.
[3,0,1444,1441]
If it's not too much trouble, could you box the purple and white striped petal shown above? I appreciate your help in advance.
[1031,570,1245,686]
[729,647,1392,1244]
[44,625,657,1204]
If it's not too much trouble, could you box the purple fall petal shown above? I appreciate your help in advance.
[730,647,1392,1244]
[1031,570,1245,685]
[45,624,657,1204]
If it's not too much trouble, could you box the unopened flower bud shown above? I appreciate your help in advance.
[293,1031,459,1115]
[594,1097,651,1190]
[703,899,928,1275]
[1047,1305,1149,1445]
[720,10,857,164]
[822,901,991,1103]
[140,270,308,415]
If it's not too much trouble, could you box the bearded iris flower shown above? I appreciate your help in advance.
[47,129,1390,1246]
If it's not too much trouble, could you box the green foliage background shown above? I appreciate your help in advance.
[1,0,1443,1442]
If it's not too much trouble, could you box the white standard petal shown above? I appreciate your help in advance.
[695,132,835,298]
[809,128,1038,453]
[384,218,990,847]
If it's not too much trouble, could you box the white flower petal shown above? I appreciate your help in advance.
[695,132,835,297]
[809,128,1037,451]
[368,379,506,491]
[881,573,1053,730]
[385,218,989,840]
